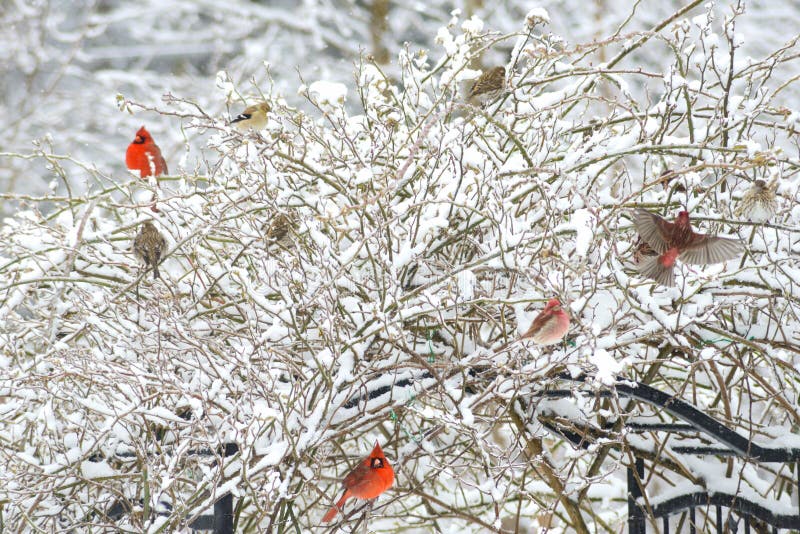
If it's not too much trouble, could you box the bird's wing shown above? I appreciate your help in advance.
[522,310,551,339]
[679,235,744,265]
[347,475,380,499]
[154,146,168,174]
[343,462,389,499]
[341,462,370,491]
[230,112,251,124]
[631,209,672,253]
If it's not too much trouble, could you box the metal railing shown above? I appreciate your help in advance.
[543,374,800,533]
[104,443,238,533]
[101,370,799,532]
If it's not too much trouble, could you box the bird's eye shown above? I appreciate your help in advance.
[371,458,383,469]
[134,135,145,144]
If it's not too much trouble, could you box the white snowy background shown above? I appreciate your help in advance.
[2,0,800,532]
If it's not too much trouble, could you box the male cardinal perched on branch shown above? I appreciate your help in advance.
[229,101,270,131]
[322,441,394,523]
[126,126,168,179]
[126,126,167,212]
[631,209,744,287]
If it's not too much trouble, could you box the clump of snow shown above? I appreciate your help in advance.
[461,16,483,35]
[570,209,596,257]
[307,81,347,109]
[525,7,551,27]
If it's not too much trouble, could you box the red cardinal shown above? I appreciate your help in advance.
[520,298,570,345]
[126,126,168,212]
[322,441,394,523]
[632,209,743,287]
[126,126,168,179]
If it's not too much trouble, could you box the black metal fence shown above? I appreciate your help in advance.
[105,443,237,533]
[106,372,799,532]
[543,374,800,533]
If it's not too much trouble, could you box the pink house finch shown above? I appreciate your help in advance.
[631,209,744,287]
[520,298,570,345]
[467,66,506,106]
[230,101,270,131]
[734,179,777,223]
[133,221,167,279]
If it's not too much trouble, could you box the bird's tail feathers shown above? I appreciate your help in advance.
[322,490,351,523]
[638,256,675,287]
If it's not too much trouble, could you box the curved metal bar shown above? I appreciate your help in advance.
[342,372,430,410]
[539,419,593,449]
[342,368,800,460]
[648,492,800,528]
[551,374,800,462]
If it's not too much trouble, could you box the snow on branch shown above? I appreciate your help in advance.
[2,4,800,532]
